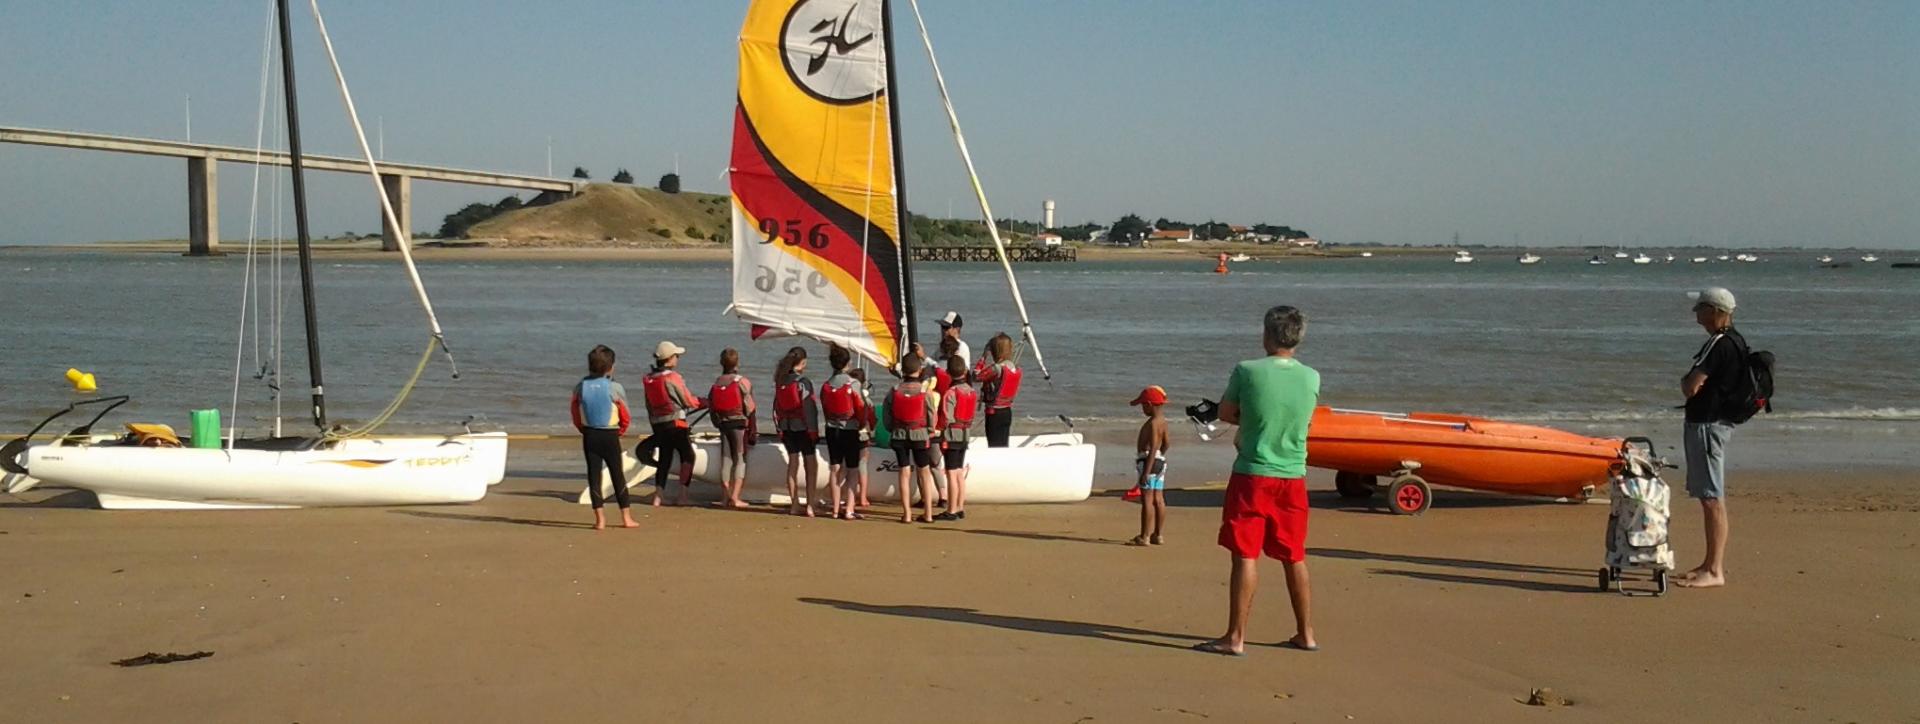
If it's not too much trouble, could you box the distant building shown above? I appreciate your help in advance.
[1149,228,1194,243]
[1033,232,1063,248]
[1228,225,1252,240]
[1288,237,1321,248]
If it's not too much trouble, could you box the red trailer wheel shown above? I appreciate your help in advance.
[1387,475,1431,515]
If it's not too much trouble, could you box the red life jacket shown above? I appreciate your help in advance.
[889,384,930,443]
[643,370,687,427]
[820,378,859,423]
[773,377,807,421]
[708,374,747,422]
[984,363,1023,409]
[933,367,953,396]
[942,384,979,443]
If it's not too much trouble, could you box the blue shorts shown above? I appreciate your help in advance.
[1142,474,1166,491]
[1137,457,1168,491]
[1683,421,1733,499]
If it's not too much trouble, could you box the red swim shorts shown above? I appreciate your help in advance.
[1217,473,1309,562]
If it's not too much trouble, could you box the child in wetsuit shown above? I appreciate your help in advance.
[572,345,637,530]
[642,341,704,507]
[772,346,821,516]
[708,348,756,509]
[887,353,941,524]
[1130,385,1171,545]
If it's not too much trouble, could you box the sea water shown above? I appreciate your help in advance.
[1,249,1913,472]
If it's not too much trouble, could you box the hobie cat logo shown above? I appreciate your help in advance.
[780,0,886,104]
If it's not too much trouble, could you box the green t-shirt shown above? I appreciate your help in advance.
[1221,355,1320,478]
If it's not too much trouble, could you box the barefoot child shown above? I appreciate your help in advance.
[820,345,868,520]
[708,348,756,509]
[643,341,704,507]
[886,353,941,523]
[934,355,977,521]
[772,346,822,516]
[1130,385,1170,545]
[571,345,637,530]
[849,368,875,508]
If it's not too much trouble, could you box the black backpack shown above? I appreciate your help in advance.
[1721,332,1774,425]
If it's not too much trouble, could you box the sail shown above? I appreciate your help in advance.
[729,0,906,366]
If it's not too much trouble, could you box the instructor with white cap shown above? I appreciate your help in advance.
[1678,287,1743,588]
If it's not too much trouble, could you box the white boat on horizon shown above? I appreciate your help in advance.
[1861,254,1880,263]
[1517,253,1542,265]
[1613,250,1631,259]
[1228,253,1252,263]
[1453,250,1475,264]
[1691,256,1709,263]
[1632,253,1654,265]
[1588,255,1608,265]
[1817,255,1834,264]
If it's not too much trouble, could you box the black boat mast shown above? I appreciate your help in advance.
[275,0,329,431]
[880,0,920,350]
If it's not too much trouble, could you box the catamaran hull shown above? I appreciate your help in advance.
[572,451,665,505]
[19,433,509,509]
[690,432,1094,504]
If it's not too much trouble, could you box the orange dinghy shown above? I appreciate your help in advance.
[1307,407,1623,515]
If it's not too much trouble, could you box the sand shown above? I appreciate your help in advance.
[3,444,1916,723]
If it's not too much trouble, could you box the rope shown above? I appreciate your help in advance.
[227,3,279,450]
[322,337,436,441]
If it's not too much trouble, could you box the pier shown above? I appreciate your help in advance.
[909,245,1077,263]
[1,126,583,256]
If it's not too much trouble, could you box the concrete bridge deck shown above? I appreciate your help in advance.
[1,126,583,254]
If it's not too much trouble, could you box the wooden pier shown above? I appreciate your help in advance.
[909,245,1077,263]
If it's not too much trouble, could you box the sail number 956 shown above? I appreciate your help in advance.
[756,265,830,297]
[760,218,830,249]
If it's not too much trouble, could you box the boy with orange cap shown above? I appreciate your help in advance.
[1129,385,1171,546]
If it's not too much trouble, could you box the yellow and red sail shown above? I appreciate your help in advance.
[729,0,905,366]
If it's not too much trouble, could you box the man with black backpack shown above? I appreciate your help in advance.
[1677,287,1756,589]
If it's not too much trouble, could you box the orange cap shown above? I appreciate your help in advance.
[1130,385,1167,406]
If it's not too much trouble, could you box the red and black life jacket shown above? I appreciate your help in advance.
[942,384,979,443]
[983,362,1023,410]
[708,374,747,422]
[773,376,809,431]
[889,384,931,443]
[820,376,860,424]
[643,370,689,427]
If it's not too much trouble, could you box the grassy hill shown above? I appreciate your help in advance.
[466,184,730,246]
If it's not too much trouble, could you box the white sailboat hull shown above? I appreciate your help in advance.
[19,433,509,509]
[689,432,1094,504]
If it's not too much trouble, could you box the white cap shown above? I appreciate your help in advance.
[1688,287,1736,312]
[654,340,687,359]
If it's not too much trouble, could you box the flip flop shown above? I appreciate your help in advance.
[1278,640,1319,652]
[1125,536,1150,547]
[1191,641,1243,657]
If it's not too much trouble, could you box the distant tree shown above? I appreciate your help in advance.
[494,196,523,213]
[438,194,528,239]
[1196,220,1233,241]
[1110,214,1151,243]
[572,166,591,180]
[658,173,682,194]
[612,168,634,184]
[1153,217,1192,231]
[1050,222,1104,242]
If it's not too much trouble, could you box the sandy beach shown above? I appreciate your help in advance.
[3,439,1916,723]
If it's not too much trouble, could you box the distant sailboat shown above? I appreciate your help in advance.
[1453,250,1475,264]
[1588,255,1608,265]
[1632,253,1654,265]
[1690,256,1709,264]
[1517,253,1542,265]
[1860,254,1880,263]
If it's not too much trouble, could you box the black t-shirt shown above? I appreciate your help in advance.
[1685,328,1746,423]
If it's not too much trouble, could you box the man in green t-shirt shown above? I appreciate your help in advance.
[1195,306,1321,657]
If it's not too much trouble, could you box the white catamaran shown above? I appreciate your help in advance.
[641,0,1096,504]
[1,0,506,509]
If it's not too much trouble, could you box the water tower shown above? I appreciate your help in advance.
[1043,199,1056,229]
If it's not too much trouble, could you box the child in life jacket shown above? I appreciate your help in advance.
[975,333,1025,448]
[848,367,875,508]
[820,345,868,520]
[571,344,637,530]
[933,354,978,521]
[708,348,756,509]
[772,346,821,516]
[887,353,942,524]
[643,341,704,507]
[1128,385,1171,546]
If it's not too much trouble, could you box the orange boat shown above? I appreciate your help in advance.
[1307,407,1624,515]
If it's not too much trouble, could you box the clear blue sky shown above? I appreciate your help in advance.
[1,1,1913,248]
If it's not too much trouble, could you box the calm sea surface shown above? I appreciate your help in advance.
[2,249,1914,471]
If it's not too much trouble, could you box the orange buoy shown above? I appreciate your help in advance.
[1214,253,1230,274]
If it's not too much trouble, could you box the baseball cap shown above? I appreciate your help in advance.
[1130,385,1168,406]
[654,340,687,359]
[1687,287,1736,313]
[938,311,963,329]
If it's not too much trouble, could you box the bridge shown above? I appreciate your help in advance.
[1,126,583,255]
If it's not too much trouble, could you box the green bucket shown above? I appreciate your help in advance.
[870,398,891,448]
[189,409,222,449]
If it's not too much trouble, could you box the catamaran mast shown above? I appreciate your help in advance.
[880,0,920,350]
[275,0,328,431]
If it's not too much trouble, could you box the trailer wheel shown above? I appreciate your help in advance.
[1386,475,1431,515]
[1597,567,1613,592]
[1334,471,1377,499]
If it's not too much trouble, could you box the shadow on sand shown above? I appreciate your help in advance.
[918,526,1119,546]
[389,509,593,530]
[1312,547,1597,594]
[0,489,96,509]
[799,597,1205,651]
